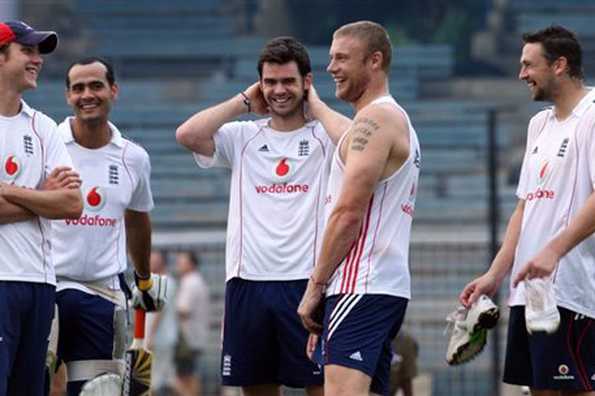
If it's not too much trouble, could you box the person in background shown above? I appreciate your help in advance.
[146,250,178,396]
[174,251,210,396]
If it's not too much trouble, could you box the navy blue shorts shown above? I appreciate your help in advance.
[503,306,595,391]
[221,278,323,388]
[321,294,408,396]
[0,281,55,396]
[56,289,126,396]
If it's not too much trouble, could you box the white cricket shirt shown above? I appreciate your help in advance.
[512,88,595,318]
[194,119,333,281]
[0,101,74,285]
[325,96,421,298]
[52,118,153,299]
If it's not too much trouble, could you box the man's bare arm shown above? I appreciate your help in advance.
[311,106,399,283]
[299,105,403,333]
[0,196,35,224]
[176,82,267,156]
[514,191,595,284]
[307,85,352,145]
[0,167,82,224]
[460,199,525,306]
[0,183,82,219]
[125,209,152,279]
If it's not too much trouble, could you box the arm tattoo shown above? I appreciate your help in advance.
[350,117,380,151]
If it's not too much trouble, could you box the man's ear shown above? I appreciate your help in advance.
[111,82,119,101]
[304,72,313,91]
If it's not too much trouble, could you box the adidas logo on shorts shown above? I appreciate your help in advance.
[349,351,363,362]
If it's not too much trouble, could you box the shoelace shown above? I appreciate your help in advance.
[444,306,468,336]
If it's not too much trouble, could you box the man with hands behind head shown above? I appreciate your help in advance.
[177,36,343,396]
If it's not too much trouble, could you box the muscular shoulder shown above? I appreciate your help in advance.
[353,103,409,148]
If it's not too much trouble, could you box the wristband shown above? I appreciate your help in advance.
[135,271,152,291]
[240,92,251,112]
[138,277,153,291]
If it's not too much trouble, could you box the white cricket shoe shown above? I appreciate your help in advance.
[446,295,500,365]
[525,278,560,334]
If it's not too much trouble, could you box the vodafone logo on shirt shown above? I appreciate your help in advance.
[527,159,555,201]
[255,158,309,194]
[63,186,117,227]
[273,158,292,182]
[86,186,106,211]
[401,182,416,216]
[538,160,550,185]
[3,155,21,179]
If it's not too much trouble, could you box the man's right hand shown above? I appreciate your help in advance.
[459,272,499,308]
[243,82,269,115]
[42,167,82,191]
[306,333,318,362]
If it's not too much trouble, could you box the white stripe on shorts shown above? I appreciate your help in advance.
[328,294,363,340]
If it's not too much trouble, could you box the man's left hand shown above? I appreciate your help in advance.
[298,278,325,334]
[513,246,560,287]
[131,273,168,311]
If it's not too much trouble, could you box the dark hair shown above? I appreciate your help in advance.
[522,25,583,80]
[179,250,199,268]
[65,56,115,88]
[257,36,311,78]
[334,20,392,73]
[0,42,11,59]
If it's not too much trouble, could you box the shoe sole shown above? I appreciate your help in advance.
[448,329,487,365]
[477,306,499,331]
[448,306,500,366]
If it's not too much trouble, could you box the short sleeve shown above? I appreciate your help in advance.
[128,147,154,212]
[587,118,595,188]
[41,116,75,180]
[516,112,548,199]
[193,121,245,169]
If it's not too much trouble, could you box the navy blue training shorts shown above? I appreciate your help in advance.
[0,281,55,396]
[503,305,595,391]
[221,278,323,388]
[56,289,126,396]
[321,294,408,396]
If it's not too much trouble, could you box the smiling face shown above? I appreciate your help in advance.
[260,61,310,119]
[327,35,371,104]
[66,62,118,123]
[519,42,558,102]
[0,42,43,92]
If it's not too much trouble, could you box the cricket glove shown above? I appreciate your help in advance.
[131,272,167,312]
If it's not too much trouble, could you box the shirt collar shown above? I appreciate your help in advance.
[20,100,35,117]
[571,87,595,117]
[62,117,125,148]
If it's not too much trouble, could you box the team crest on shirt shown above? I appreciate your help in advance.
[273,157,292,181]
[298,139,310,156]
[3,155,21,179]
[557,138,569,158]
[108,165,119,185]
[23,135,34,155]
[85,186,107,211]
